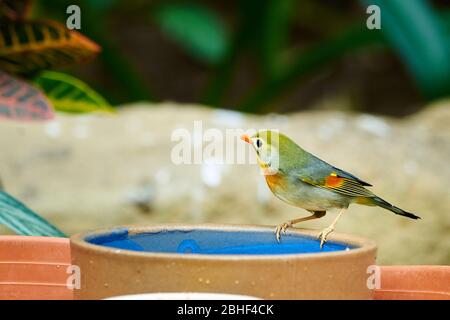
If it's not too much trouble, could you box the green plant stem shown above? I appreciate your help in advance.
[202,0,258,106]
[203,0,296,106]
[79,1,153,103]
[202,22,249,106]
[97,37,153,102]
[258,0,297,80]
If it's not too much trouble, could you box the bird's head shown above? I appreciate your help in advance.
[241,130,284,174]
[242,130,303,174]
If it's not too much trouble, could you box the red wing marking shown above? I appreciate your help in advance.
[325,173,344,188]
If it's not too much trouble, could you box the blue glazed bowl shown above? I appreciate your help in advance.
[71,224,377,300]
[85,227,353,255]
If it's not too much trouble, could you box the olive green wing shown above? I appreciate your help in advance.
[295,161,374,198]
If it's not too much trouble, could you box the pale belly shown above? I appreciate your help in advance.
[266,175,350,211]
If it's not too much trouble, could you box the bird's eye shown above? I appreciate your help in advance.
[256,139,263,148]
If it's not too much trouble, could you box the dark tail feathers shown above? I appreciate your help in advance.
[373,197,421,220]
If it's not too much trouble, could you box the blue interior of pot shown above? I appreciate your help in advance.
[85,228,354,255]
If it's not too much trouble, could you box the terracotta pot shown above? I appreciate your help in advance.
[374,266,450,300]
[71,224,377,300]
[0,236,73,300]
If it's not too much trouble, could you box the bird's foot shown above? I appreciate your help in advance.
[275,222,292,243]
[318,226,334,249]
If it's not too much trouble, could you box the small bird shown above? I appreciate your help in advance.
[242,130,420,248]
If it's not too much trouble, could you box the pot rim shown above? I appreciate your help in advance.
[70,223,377,261]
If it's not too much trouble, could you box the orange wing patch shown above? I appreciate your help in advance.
[325,173,344,188]
[301,172,373,198]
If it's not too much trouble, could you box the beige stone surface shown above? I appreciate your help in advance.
[0,101,449,265]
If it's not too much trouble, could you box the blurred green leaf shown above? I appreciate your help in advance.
[154,3,229,64]
[0,190,66,237]
[239,26,386,113]
[363,0,450,99]
[240,3,450,113]
[33,71,113,114]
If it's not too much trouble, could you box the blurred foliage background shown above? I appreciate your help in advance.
[29,0,450,116]
[1,0,449,264]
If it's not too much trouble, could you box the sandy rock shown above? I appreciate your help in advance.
[0,101,449,265]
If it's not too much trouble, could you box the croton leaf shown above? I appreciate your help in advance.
[0,0,32,21]
[0,190,66,237]
[0,70,53,121]
[0,19,101,74]
[33,71,113,114]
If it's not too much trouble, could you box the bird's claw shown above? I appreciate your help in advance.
[318,226,334,249]
[275,222,291,243]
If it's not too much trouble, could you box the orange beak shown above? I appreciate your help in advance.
[241,134,251,144]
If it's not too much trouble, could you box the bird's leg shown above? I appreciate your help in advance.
[318,208,346,249]
[276,211,326,242]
